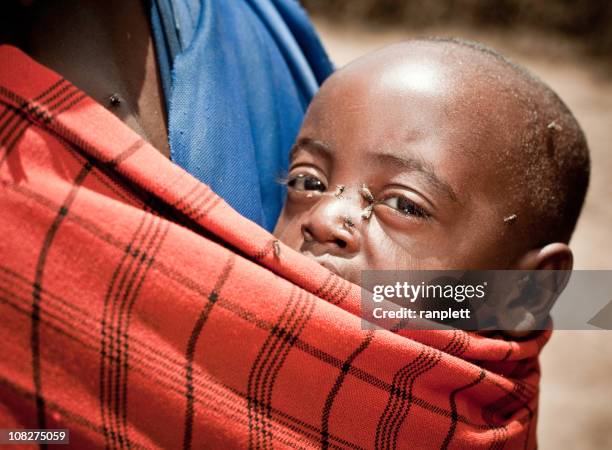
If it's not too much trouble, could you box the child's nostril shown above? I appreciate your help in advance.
[335,238,347,249]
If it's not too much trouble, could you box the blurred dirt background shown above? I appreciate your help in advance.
[301,1,612,448]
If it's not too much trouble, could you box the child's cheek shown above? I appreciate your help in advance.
[273,210,306,251]
[364,217,455,270]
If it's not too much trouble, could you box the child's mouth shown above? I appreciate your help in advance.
[302,251,343,277]
[302,251,360,285]
[316,259,343,277]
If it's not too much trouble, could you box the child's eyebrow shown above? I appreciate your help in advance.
[370,152,458,203]
[289,137,332,162]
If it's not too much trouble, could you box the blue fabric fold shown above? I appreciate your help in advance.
[150,0,333,231]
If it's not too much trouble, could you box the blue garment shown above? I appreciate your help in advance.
[150,0,333,231]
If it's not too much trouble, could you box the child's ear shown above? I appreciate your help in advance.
[511,242,573,271]
[498,243,573,337]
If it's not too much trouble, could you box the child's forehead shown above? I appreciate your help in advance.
[308,46,529,156]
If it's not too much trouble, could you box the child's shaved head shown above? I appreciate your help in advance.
[275,39,590,283]
[426,38,590,245]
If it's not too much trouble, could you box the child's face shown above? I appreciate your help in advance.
[274,49,530,285]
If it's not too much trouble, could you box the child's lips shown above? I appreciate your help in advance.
[302,251,360,284]
[302,251,344,277]
[317,259,343,277]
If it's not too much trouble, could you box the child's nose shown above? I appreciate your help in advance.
[300,195,361,255]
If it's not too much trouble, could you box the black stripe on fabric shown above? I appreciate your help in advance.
[247,286,316,450]
[322,275,351,307]
[172,181,204,210]
[0,106,11,127]
[480,371,535,449]
[481,380,534,439]
[0,91,49,125]
[440,330,459,355]
[22,102,51,123]
[99,211,152,449]
[247,287,301,450]
[41,84,75,112]
[33,79,68,103]
[442,330,470,358]
[314,273,338,299]
[110,215,157,449]
[389,347,442,450]
[51,133,147,217]
[375,348,427,450]
[109,213,160,449]
[0,283,358,450]
[261,291,315,449]
[0,86,49,122]
[51,92,88,119]
[0,107,30,168]
[321,330,375,450]
[190,195,223,222]
[0,107,19,137]
[313,273,334,297]
[117,216,170,449]
[498,426,509,450]
[182,255,235,450]
[0,78,66,123]
[180,189,216,221]
[312,272,350,307]
[38,85,83,123]
[116,216,167,446]
[173,183,209,216]
[7,183,515,433]
[0,80,84,129]
[0,85,27,105]
[107,139,147,168]
[2,120,31,159]
[67,137,148,207]
[329,278,352,306]
[488,425,509,450]
[375,346,442,450]
[440,371,486,450]
[457,332,470,356]
[0,77,73,168]
[30,160,93,445]
[319,274,343,303]
[0,103,12,121]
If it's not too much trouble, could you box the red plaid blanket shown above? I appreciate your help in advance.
[0,45,548,449]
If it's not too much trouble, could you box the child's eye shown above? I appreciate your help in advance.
[287,174,326,192]
[380,195,429,219]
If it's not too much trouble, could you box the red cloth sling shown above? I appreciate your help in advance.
[0,45,548,449]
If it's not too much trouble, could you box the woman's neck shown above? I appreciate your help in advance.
[23,0,170,157]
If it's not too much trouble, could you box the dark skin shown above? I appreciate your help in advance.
[3,0,170,157]
[273,42,572,332]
